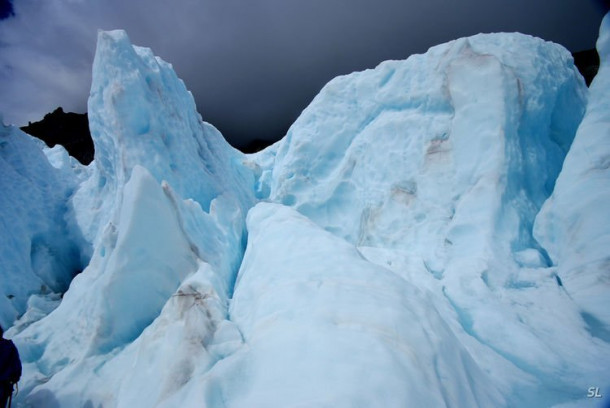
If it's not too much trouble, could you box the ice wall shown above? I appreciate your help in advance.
[0,124,87,328]
[248,31,609,406]
[535,13,610,332]
[264,33,585,272]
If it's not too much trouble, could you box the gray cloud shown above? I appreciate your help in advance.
[0,0,606,147]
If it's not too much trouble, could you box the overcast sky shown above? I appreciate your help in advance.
[0,0,607,148]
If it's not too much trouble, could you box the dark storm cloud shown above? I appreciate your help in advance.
[0,0,606,148]
[0,0,14,20]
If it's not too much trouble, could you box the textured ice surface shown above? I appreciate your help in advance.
[534,12,610,332]
[21,167,241,407]
[74,30,255,248]
[0,124,87,328]
[248,29,609,407]
[8,30,256,407]
[202,203,509,407]
[266,33,583,259]
[2,18,610,407]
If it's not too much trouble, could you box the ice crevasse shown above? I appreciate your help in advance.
[0,13,609,408]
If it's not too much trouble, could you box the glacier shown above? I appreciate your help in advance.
[0,13,609,408]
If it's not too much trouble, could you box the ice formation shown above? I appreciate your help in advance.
[0,13,609,407]
[0,124,88,329]
[534,14,610,333]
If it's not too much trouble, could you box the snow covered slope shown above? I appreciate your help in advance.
[1,16,609,408]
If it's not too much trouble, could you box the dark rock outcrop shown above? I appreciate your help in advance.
[573,49,600,87]
[21,107,94,164]
[239,138,274,153]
